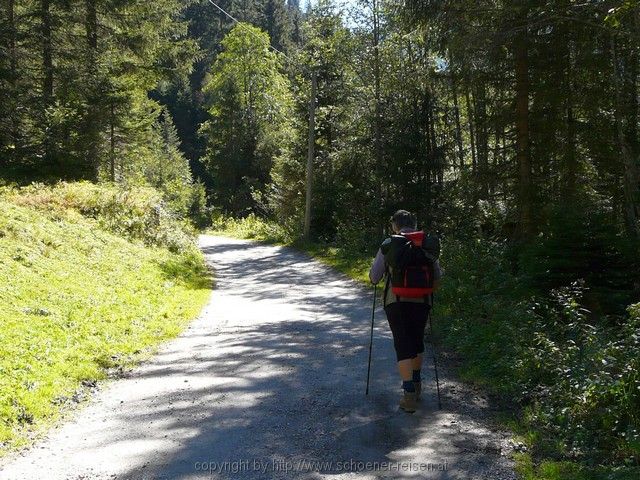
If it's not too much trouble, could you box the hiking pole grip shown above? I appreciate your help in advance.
[365,283,377,395]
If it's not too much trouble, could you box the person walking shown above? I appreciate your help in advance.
[369,210,442,413]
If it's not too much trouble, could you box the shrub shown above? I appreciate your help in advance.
[518,200,639,315]
[3,182,194,253]
[210,212,295,244]
[520,290,640,463]
[437,239,640,467]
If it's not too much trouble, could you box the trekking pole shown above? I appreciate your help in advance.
[365,283,377,395]
[429,294,442,409]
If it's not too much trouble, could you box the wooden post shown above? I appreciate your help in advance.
[304,69,316,240]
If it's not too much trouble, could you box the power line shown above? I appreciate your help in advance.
[204,0,294,63]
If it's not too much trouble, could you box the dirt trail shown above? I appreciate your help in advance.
[0,236,515,479]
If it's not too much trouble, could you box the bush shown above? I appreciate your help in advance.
[188,181,211,229]
[520,290,640,464]
[210,212,295,243]
[3,182,194,253]
[437,239,640,468]
[437,239,532,393]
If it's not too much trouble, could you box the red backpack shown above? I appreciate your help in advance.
[382,231,439,299]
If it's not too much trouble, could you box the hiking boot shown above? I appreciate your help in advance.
[399,390,417,413]
[414,381,422,400]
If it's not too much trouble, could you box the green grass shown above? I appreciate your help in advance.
[0,194,211,454]
[209,213,294,245]
[5,181,195,253]
[515,454,640,480]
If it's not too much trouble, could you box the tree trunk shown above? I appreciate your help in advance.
[492,104,501,196]
[426,93,438,185]
[41,0,53,162]
[464,80,477,173]
[474,81,489,199]
[110,101,116,182]
[612,35,640,239]
[449,58,464,168]
[41,0,53,102]
[7,0,19,163]
[85,0,100,179]
[564,41,577,201]
[372,0,384,231]
[304,70,316,240]
[514,27,533,238]
[424,94,432,186]
[627,9,639,164]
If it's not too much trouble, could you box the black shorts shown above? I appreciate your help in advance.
[384,302,430,361]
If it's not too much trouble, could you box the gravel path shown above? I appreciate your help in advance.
[0,236,516,480]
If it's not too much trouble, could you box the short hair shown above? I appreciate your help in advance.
[390,209,416,230]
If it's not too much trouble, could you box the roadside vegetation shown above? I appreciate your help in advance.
[0,182,211,454]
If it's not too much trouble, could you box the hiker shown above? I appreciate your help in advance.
[369,209,442,413]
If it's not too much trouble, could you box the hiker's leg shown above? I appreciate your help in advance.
[386,303,419,412]
[412,303,429,357]
[385,303,415,382]
[411,354,423,398]
[409,303,429,386]
[411,354,423,371]
[397,359,413,381]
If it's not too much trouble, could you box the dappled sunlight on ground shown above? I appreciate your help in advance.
[0,236,515,480]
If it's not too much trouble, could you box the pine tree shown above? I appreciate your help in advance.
[201,22,295,214]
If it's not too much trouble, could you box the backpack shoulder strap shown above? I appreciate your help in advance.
[421,232,441,259]
[379,236,393,255]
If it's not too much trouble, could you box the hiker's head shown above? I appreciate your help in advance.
[390,210,416,233]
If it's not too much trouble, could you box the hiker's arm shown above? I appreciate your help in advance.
[369,248,385,285]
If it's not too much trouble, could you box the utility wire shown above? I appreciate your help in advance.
[204,0,295,64]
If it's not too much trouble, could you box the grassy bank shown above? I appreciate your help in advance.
[0,183,211,454]
[211,215,640,480]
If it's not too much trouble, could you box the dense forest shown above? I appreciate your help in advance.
[2,0,640,476]
[4,0,639,249]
